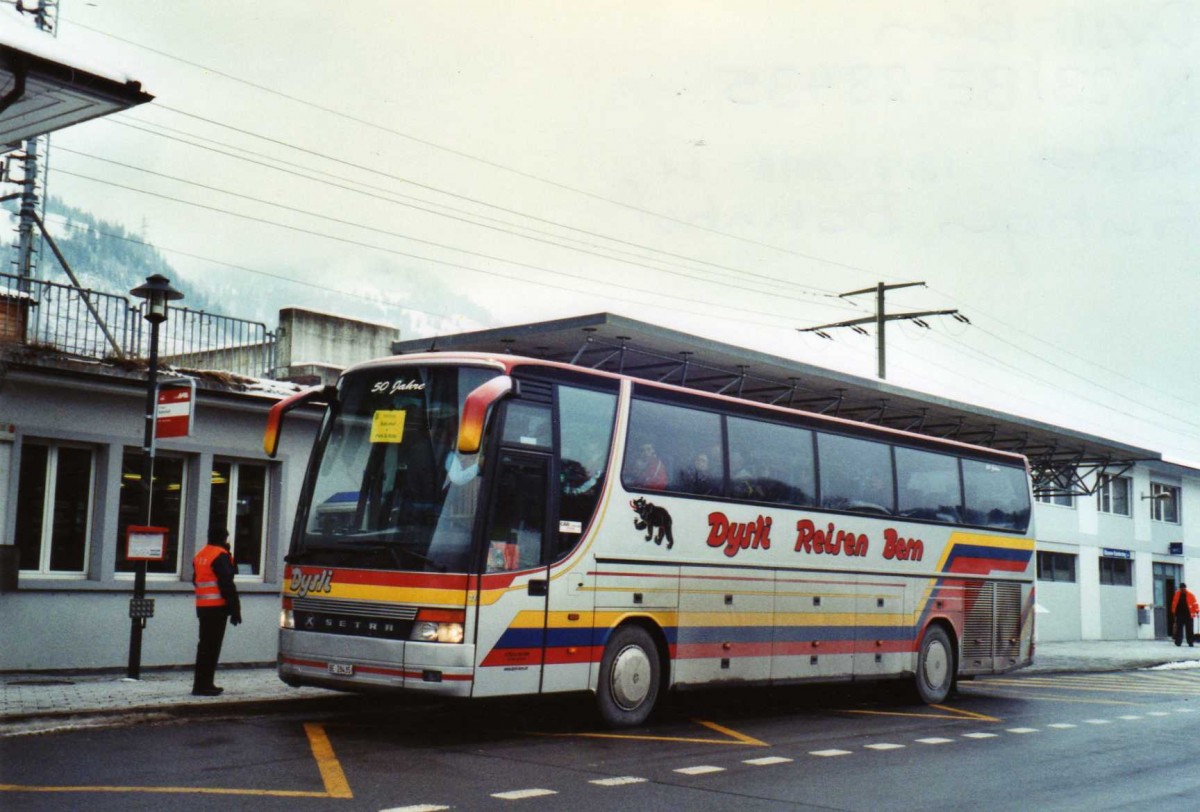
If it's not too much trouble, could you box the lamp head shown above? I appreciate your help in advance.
[130,274,184,324]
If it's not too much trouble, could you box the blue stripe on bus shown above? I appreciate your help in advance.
[943,544,1032,566]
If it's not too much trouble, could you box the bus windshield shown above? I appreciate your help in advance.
[291,365,500,573]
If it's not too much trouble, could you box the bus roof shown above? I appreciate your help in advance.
[346,350,1031,468]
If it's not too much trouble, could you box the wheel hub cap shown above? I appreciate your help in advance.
[611,645,651,710]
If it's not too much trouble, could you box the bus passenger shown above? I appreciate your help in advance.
[681,451,717,495]
[629,442,668,490]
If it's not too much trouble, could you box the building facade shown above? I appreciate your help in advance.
[1034,460,1199,643]
[0,350,320,671]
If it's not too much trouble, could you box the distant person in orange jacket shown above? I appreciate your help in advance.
[1172,583,1199,647]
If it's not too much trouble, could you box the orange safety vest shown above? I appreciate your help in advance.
[193,545,233,609]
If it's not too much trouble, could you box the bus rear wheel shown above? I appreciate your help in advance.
[913,625,955,704]
[597,625,661,727]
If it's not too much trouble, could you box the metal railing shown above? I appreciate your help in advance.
[1,272,276,378]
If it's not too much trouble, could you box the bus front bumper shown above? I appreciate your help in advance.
[279,629,475,696]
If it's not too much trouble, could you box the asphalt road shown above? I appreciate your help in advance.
[4,668,1200,811]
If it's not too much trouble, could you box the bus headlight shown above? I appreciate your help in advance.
[410,608,466,643]
[411,621,464,644]
[280,608,294,630]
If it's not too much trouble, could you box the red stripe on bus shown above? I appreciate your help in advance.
[284,566,470,589]
[542,646,605,665]
[675,642,775,659]
[769,640,914,657]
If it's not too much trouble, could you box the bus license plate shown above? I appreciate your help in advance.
[328,662,354,676]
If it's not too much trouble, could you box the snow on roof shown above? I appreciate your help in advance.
[0,8,139,87]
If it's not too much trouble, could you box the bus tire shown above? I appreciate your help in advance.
[596,625,661,728]
[913,625,955,704]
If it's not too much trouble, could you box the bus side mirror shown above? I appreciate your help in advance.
[458,376,514,454]
[264,385,335,457]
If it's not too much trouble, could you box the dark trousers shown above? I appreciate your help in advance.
[1175,614,1194,646]
[194,610,229,689]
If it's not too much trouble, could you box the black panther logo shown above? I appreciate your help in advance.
[630,497,673,549]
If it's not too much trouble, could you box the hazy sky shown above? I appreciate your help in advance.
[27,1,1200,465]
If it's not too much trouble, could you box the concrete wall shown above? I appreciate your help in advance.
[0,363,319,671]
[277,308,398,378]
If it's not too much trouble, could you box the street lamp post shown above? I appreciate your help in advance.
[127,274,183,679]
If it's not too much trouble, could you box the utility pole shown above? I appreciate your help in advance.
[798,281,968,380]
[12,0,57,292]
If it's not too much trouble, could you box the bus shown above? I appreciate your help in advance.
[265,351,1035,727]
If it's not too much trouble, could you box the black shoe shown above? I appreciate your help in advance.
[192,687,223,696]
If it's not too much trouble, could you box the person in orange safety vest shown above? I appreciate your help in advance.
[1172,582,1199,647]
[192,526,241,696]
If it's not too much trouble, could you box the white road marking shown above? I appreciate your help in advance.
[590,776,648,786]
[1147,712,1171,716]
[492,788,558,800]
[962,732,998,739]
[915,737,954,745]
[1083,719,1111,725]
[864,743,906,751]
[810,749,852,757]
[675,765,725,776]
[1118,715,1143,720]
[743,756,793,766]
[1175,708,1196,713]
[381,806,450,812]
[1047,723,1077,729]
[1007,728,1039,734]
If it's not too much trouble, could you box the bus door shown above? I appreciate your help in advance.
[472,449,553,697]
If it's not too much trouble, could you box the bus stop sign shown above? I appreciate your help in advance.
[156,380,194,439]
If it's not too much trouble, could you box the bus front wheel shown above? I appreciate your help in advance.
[913,625,955,704]
[597,625,661,727]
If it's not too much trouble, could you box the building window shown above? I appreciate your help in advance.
[1037,551,1077,583]
[1099,556,1133,586]
[1097,475,1131,516]
[209,461,269,577]
[116,450,187,575]
[14,441,94,574]
[1036,491,1074,508]
[1150,482,1180,524]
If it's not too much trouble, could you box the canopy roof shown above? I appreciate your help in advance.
[394,312,1159,496]
[0,17,151,148]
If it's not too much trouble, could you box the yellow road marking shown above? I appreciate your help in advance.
[981,678,1200,697]
[535,717,767,747]
[693,718,769,746]
[930,704,1000,722]
[0,723,352,800]
[963,687,1140,706]
[0,784,330,797]
[845,708,999,722]
[305,722,354,799]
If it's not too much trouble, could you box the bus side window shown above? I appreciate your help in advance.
[556,386,618,561]
[727,416,816,506]
[962,459,1032,531]
[623,398,722,497]
[896,446,963,523]
[817,432,894,515]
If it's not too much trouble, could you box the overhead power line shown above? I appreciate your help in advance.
[71,18,884,280]
[798,282,964,380]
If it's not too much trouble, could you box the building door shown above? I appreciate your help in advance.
[1153,562,1183,639]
